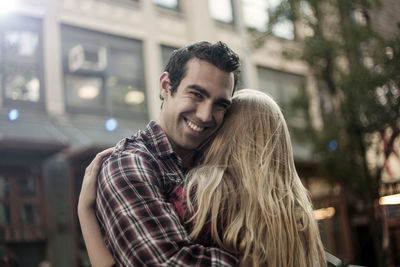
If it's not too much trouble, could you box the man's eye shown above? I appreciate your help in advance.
[217,102,230,110]
[191,92,202,99]
[214,103,228,112]
[218,105,229,110]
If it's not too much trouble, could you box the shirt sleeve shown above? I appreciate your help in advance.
[95,152,238,267]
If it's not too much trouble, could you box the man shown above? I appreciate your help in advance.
[95,41,240,266]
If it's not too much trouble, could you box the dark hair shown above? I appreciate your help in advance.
[163,41,240,97]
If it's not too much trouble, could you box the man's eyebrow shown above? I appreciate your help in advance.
[187,84,232,106]
[187,84,210,98]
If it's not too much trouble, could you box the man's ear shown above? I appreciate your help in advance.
[159,72,171,101]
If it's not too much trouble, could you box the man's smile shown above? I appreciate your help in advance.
[184,118,206,133]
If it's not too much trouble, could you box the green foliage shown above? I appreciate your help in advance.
[265,0,400,199]
[262,3,400,265]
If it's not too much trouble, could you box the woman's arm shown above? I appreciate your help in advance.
[78,148,115,267]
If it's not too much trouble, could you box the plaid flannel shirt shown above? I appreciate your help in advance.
[96,121,238,266]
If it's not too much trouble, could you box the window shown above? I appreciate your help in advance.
[208,0,234,24]
[61,25,147,119]
[20,203,39,224]
[0,176,10,224]
[0,170,44,234]
[0,169,46,266]
[243,0,294,40]
[0,15,44,109]
[160,45,178,71]
[153,0,179,11]
[243,0,268,31]
[257,66,306,128]
[101,0,139,5]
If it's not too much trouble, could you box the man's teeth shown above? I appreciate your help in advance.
[187,120,205,132]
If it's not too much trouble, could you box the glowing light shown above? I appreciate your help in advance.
[313,207,335,220]
[78,85,99,99]
[105,118,118,132]
[385,47,394,60]
[0,0,16,15]
[26,78,40,101]
[379,193,400,205]
[328,140,338,151]
[8,109,19,121]
[125,91,145,105]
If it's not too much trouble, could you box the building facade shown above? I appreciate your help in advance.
[0,0,398,266]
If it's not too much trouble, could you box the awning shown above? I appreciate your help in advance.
[0,109,146,162]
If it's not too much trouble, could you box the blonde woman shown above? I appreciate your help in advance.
[78,89,326,267]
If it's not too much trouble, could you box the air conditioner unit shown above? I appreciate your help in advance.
[68,44,107,72]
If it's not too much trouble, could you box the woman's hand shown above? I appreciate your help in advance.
[77,147,116,267]
[78,147,114,212]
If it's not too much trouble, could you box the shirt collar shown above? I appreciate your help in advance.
[144,121,204,172]
[144,120,182,162]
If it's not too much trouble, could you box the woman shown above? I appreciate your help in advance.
[78,89,326,266]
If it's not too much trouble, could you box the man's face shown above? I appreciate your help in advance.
[159,58,234,157]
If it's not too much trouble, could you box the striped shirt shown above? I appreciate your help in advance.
[96,121,238,266]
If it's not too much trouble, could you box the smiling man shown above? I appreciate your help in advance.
[95,41,240,266]
[159,57,234,165]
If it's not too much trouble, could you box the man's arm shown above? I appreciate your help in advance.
[96,152,238,266]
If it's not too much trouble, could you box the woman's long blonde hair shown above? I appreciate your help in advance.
[185,89,326,266]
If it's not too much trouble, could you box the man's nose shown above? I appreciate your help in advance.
[196,102,213,123]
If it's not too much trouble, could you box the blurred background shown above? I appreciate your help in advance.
[0,0,399,266]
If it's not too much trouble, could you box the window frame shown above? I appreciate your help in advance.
[160,44,178,71]
[242,0,296,40]
[0,166,46,242]
[208,0,235,25]
[0,15,46,110]
[153,0,180,12]
[61,24,148,120]
[256,66,306,128]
